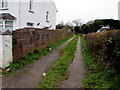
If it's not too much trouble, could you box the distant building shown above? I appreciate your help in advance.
[0,0,57,31]
[97,25,110,33]
[118,1,120,20]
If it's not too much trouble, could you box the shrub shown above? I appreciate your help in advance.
[85,30,120,71]
[81,36,120,88]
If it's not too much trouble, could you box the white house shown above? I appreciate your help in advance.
[0,0,57,31]
[118,1,120,20]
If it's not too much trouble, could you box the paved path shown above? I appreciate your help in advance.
[2,36,75,88]
[60,37,86,88]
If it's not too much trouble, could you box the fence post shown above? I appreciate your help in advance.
[0,30,13,69]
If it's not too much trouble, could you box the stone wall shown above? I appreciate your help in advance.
[13,28,72,62]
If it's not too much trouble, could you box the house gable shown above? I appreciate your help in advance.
[0,0,57,30]
[118,1,120,20]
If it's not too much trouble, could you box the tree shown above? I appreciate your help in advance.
[65,21,73,29]
[81,24,90,34]
[65,21,73,26]
[75,19,120,34]
[56,21,65,29]
[72,19,83,26]
[86,20,94,25]
[74,26,80,33]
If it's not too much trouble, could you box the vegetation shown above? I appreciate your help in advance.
[81,31,120,88]
[37,35,78,88]
[56,21,73,30]
[56,22,65,29]
[85,30,120,71]
[74,19,120,34]
[56,19,120,33]
[1,35,74,75]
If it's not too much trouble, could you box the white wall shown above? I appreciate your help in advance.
[119,1,120,20]
[19,1,57,30]
[6,2,20,30]
[0,35,3,68]
[6,0,57,30]
[0,2,19,30]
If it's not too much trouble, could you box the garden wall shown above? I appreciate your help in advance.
[13,28,72,62]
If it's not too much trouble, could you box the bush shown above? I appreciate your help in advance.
[85,30,120,71]
[80,19,120,34]
[81,36,120,88]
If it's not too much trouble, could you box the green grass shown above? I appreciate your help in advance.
[37,35,78,88]
[80,36,120,88]
[2,35,74,75]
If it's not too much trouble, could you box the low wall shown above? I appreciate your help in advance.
[13,28,72,62]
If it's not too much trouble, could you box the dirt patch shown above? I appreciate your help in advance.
[60,37,87,88]
[2,36,75,88]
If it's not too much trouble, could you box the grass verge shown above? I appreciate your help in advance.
[37,35,78,88]
[80,36,120,88]
[2,35,74,75]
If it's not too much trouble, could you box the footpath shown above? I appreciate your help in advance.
[2,36,75,88]
[60,37,86,88]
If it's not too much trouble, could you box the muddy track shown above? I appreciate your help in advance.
[60,37,87,88]
[2,36,75,88]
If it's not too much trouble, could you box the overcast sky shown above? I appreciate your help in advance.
[54,0,120,24]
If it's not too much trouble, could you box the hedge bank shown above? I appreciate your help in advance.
[85,30,120,71]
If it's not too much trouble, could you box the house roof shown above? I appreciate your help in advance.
[0,12,16,20]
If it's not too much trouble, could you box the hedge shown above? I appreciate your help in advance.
[85,30,120,72]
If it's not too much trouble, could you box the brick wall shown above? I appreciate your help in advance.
[12,28,72,61]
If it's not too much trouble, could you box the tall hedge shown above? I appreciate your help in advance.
[85,30,120,71]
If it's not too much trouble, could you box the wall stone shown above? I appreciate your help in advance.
[13,28,72,62]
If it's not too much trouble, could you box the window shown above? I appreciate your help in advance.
[46,11,49,22]
[29,0,33,10]
[27,22,34,27]
[0,20,13,30]
[0,0,8,9]
[5,21,13,30]
[0,20,3,29]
